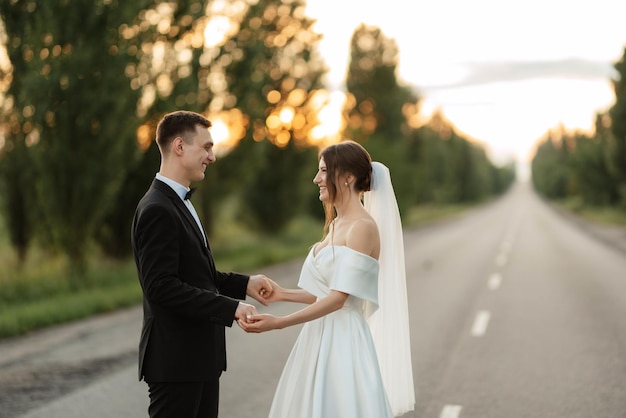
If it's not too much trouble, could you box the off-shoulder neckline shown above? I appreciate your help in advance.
[312,244,378,262]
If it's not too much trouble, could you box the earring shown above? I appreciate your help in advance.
[344,182,348,186]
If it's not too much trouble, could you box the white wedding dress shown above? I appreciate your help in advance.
[268,244,394,418]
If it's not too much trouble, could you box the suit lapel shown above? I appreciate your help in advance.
[152,180,210,252]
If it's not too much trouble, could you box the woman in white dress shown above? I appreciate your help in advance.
[240,140,415,417]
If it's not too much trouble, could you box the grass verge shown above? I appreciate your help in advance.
[8,195,615,341]
[556,198,626,225]
[0,217,321,340]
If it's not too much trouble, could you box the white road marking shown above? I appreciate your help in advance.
[488,273,502,290]
[471,310,491,336]
[440,404,463,418]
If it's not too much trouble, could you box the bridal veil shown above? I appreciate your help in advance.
[364,162,415,416]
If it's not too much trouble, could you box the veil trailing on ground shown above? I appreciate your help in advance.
[364,162,415,416]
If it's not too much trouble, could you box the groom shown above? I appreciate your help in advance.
[131,110,272,418]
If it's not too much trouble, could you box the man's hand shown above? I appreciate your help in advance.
[246,274,274,306]
[234,302,258,325]
[238,313,281,333]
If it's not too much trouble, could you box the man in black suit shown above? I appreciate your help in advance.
[131,110,272,418]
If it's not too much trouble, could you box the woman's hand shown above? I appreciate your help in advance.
[238,313,282,333]
[246,274,274,306]
[261,279,285,303]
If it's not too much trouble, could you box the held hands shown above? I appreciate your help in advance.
[240,277,286,333]
[246,274,275,306]
[247,276,284,306]
[237,313,281,333]
[235,302,258,325]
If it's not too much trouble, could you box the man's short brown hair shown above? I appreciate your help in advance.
[155,111,212,151]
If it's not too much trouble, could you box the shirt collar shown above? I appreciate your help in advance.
[155,173,190,202]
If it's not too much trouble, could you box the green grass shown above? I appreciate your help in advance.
[0,216,322,340]
[404,203,471,227]
[1,203,468,341]
[0,204,484,340]
[10,194,614,341]
[0,281,142,339]
[0,258,141,339]
[556,198,626,225]
[210,216,321,271]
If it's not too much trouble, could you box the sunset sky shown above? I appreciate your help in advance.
[305,0,626,176]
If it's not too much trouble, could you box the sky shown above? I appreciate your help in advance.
[304,0,626,177]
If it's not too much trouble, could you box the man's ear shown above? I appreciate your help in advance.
[173,137,185,155]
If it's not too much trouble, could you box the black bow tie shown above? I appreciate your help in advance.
[185,188,196,200]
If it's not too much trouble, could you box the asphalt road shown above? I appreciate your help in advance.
[2,181,626,418]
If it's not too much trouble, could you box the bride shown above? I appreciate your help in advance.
[239,140,415,417]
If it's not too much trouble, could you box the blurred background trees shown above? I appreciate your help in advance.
[0,0,516,278]
[346,24,416,143]
[532,47,626,209]
[214,0,326,233]
[0,0,211,276]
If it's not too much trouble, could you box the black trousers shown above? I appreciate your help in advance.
[147,379,219,418]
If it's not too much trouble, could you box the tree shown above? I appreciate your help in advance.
[531,130,570,199]
[97,26,214,256]
[0,1,210,274]
[569,131,619,206]
[210,0,327,232]
[341,25,422,214]
[413,111,513,204]
[608,46,626,206]
[345,24,418,143]
[0,140,34,265]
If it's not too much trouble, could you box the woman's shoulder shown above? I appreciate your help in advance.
[345,216,380,258]
[347,216,377,234]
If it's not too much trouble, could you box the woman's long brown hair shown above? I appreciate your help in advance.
[318,140,372,240]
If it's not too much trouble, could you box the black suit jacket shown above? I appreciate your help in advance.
[131,179,249,382]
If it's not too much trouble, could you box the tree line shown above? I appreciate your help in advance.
[532,48,626,208]
[0,0,515,276]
